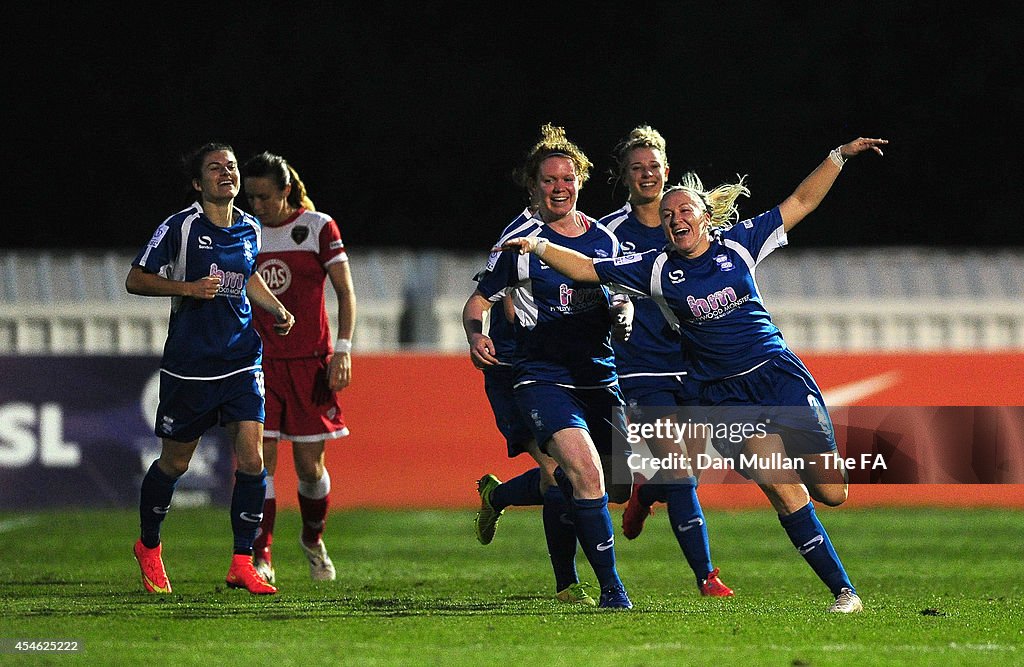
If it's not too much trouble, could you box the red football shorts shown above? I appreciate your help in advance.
[262,356,349,442]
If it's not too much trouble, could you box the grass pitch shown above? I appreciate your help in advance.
[1,505,1021,666]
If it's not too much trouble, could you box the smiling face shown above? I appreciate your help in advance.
[660,188,711,257]
[623,146,668,207]
[193,149,239,204]
[244,175,292,226]
[531,155,579,223]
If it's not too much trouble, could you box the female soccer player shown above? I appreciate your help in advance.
[464,124,633,608]
[598,125,732,597]
[128,142,294,595]
[500,136,888,613]
[467,283,597,605]
[242,152,357,584]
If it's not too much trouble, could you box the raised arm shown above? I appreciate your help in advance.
[499,238,602,284]
[778,137,887,232]
[246,272,295,336]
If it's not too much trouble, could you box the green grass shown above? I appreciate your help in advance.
[1,506,1021,666]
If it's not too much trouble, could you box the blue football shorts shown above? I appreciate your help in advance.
[155,368,265,442]
[482,364,535,457]
[699,349,837,460]
[514,382,627,457]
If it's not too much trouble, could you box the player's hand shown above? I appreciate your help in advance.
[327,351,351,391]
[838,137,888,159]
[273,308,295,335]
[611,311,632,342]
[496,237,539,255]
[609,295,633,342]
[469,333,500,369]
[189,275,222,299]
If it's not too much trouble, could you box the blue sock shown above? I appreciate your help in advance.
[231,469,268,555]
[572,494,622,591]
[490,467,543,511]
[553,467,575,517]
[542,486,579,592]
[139,460,178,548]
[779,502,854,596]
[664,477,714,583]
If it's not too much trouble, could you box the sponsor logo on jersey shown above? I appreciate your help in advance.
[596,537,615,551]
[594,249,608,258]
[243,239,254,264]
[485,250,501,272]
[668,268,686,284]
[258,259,292,295]
[713,254,734,271]
[620,241,636,253]
[613,253,642,266]
[197,235,213,250]
[742,220,754,228]
[329,239,345,250]
[148,224,169,249]
[291,226,309,244]
[557,284,605,311]
[210,263,246,297]
[687,287,743,319]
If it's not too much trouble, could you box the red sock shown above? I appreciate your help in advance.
[254,497,276,558]
[298,493,329,545]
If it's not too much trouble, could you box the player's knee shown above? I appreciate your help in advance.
[810,483,848,507]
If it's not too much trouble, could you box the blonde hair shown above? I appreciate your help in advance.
[513,123,593,189]
[665,172,750,229]
[612,124,668,180]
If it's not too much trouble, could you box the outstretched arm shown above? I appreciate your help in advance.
[498,238,601,284]
[778,137,888,232]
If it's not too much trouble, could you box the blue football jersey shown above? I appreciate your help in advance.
[133,202,264,379]
[599,204,688,379]
[594,207,789,382]
[477,211,620,388]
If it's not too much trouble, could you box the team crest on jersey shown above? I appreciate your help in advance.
[291,226,309,244]
[714,254,734,271]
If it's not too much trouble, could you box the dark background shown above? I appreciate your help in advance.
[6,2,1022,252]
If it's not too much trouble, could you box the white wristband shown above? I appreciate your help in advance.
[829,147,847,168]
[534,237,549,257]
[335,338,352,354]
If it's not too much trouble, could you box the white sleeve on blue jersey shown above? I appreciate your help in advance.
[719,207,787,269]
[592,249,659,297]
